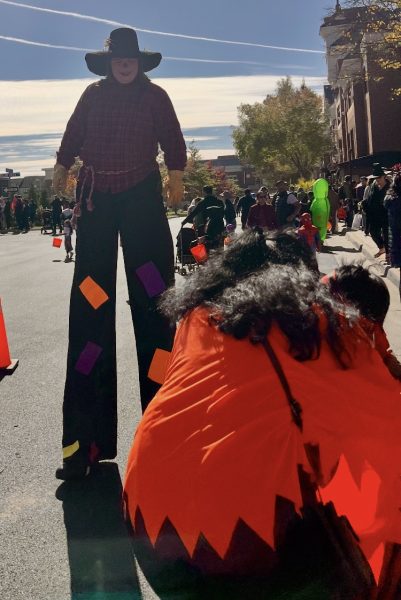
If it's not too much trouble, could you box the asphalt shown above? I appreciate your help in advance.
[0,218,400,600]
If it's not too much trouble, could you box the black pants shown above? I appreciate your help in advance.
[62,172,175,461]
[369,214,388,252]
[52,213,62,235]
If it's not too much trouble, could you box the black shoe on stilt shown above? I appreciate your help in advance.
[55,454,91,481]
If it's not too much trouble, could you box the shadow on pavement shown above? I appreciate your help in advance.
[56,462,143,600]
[322,245,362,254]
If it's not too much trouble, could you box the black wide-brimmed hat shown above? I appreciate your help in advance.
[85,28,162,75]
[371,163,386,177]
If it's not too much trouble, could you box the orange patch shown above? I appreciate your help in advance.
[148,349,171,385]
[79,276,109,310]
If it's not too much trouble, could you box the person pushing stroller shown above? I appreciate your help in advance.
[182,185,225,249]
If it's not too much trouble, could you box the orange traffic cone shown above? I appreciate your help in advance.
[0,298,19,374]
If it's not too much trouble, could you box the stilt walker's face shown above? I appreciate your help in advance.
[111,58,139,84]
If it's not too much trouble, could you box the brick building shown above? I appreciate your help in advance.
[320,1,401,179]
[201,155,261,191]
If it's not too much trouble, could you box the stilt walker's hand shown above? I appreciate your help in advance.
[167,170,184,209]
[53,163,68,195]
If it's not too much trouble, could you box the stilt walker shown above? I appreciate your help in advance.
[54,27,187,480]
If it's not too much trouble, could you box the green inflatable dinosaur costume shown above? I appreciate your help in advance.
[311,178,330,242]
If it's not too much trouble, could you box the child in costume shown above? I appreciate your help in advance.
[323,264,401,380]
[124,231,401,599]
[63,219,73,262]
[310,178,330,242]
[296,212,321,261]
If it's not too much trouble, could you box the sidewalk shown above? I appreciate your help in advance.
[340,225,400,290]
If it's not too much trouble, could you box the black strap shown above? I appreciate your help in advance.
[260,337,303,432]
[259,336,324,505]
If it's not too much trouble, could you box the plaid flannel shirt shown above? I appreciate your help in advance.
[57,77,187,194]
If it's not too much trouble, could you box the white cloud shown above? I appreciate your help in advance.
[0,78,95,136]
[0,74,326,134]
[0,74,326,174]
[4,157,55,176]
[5,149,235,175]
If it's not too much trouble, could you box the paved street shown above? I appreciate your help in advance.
[1,219,400,600]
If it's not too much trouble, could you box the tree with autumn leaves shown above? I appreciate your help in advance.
[232,78,332,183]
[345,0,401,93]
[160,143,240,207]
[63,158,82,200]
[184,144,240,198]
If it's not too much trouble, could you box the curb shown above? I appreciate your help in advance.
[344,228,400,289]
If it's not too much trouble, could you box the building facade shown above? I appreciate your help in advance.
[320,2,401,178]
[201,155,261,191]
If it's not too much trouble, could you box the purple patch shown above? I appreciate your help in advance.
[135,261,166,298]
[75,342,102,376]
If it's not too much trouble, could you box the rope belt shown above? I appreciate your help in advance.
[72,165,136,228]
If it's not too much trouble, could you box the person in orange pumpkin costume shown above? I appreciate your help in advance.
[124,231,401,599]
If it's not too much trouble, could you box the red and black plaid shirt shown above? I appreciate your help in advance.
[57,77,187,194]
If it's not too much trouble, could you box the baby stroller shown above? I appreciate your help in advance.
[40,209,53,234]
[175,225,198,276]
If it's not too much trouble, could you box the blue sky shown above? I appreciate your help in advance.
[0,0,334,174]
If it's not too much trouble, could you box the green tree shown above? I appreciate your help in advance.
[183,143,215,200]
[233,78,332,182]
[211,166,241,197]
[28,184,38,203]
[159,143,241,211]
[39,188,49,208]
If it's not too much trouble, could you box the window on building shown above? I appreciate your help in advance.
[347,87,353,108]
[348,129,355,160]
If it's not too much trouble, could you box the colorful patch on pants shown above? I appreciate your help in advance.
[79,276,109,309]
[63,440,80,459]
[135,261,167,298]
[75,341,102,375]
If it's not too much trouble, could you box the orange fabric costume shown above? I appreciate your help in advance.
[124,307,401,585]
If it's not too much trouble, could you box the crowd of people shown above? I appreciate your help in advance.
[182,163,401,282]
[0,194,37,233]
[0,193,76,261]
[332,164,401,295]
